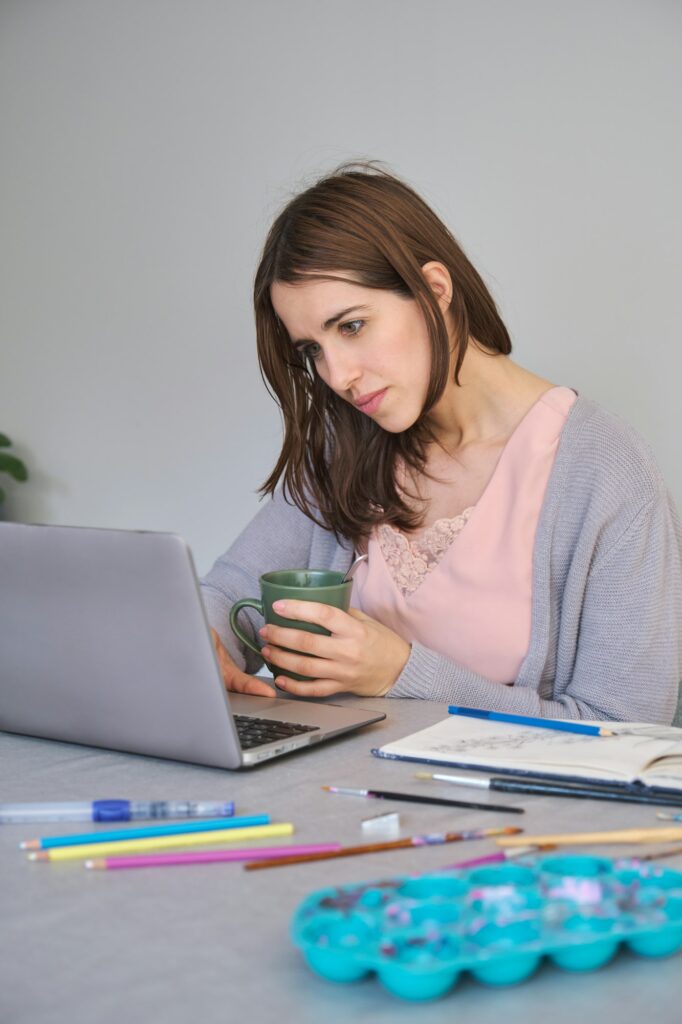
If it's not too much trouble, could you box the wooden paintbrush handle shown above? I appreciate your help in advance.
[497,826,682,847]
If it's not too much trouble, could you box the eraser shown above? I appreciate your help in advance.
[361,811,401,837]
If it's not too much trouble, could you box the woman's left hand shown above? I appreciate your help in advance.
[259,602,411,697]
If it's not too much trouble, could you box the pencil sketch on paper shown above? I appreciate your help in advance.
[425,730,589,757]
[611,724,682,746]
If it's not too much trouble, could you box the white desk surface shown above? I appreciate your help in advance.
[3,697,681,1024]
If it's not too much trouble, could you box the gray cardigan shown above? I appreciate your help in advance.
[200,397,682,724]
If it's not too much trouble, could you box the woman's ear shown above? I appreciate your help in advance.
[421,261,453,314]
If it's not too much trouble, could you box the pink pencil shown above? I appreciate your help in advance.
[84,843,341,870]
[440,845,553,870]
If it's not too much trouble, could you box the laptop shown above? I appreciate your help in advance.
[0,522,385,768]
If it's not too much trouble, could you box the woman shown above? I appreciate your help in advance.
[201,162,682,723]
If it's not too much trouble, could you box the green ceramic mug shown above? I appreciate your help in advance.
[229,569,353,682]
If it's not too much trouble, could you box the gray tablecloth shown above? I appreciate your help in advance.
[2,698,681,1023]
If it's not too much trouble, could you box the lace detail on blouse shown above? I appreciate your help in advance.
[377,507,475,597]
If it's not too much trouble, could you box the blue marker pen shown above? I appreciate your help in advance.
[447,706,613,737]
[0,800,235,825]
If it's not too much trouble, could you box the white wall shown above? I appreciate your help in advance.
[1,0,680,573]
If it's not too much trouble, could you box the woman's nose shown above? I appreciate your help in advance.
[324,347,361,394]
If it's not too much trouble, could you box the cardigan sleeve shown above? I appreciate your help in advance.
[388,493,682,724]
[199,490,317,673]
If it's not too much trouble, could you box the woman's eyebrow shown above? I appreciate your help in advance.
[292,305,371,346]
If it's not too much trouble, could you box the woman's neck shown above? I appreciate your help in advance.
[425,342,555,454]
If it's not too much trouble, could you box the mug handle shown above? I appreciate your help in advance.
[229,598,264,658]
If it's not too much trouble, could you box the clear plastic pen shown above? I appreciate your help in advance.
[0,800,234,824]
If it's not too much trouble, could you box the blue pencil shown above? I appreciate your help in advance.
[447,706,614,737]
[20,814,270,850]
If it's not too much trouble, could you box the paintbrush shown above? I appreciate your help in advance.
[497,826,682,848]
[244,826,522,870]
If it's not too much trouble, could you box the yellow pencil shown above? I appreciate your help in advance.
[28,823,293,862]
[497,826,682,848]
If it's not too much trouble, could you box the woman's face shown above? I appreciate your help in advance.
[270,269,450,433]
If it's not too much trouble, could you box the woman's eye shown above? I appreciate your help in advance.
[340,319,364,335]
[303,342,322,361]
[299,320,363,361]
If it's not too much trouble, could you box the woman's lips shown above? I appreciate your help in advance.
[354,388,388,415]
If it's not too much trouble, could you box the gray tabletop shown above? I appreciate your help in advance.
[2,697,681,1024]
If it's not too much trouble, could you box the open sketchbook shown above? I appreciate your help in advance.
[373,717,682,792]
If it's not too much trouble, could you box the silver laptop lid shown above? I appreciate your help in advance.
[0,523,245,769]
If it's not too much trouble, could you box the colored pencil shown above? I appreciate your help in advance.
[244,826,523,871]
[440,845,552,870]
[497,826,682,848]
[85,843,341,870]
[20,814,270,850]
[322,786,524,814]
[27,823,293,862]
[448,706,615,736]
[415,771,682,808]
[638,845,682,862]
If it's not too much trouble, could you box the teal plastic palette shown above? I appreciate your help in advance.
[290,855,682,1001]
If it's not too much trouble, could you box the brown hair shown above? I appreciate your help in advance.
[253,160,512,546]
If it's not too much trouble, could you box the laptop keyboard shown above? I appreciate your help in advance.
[234,714,320,750]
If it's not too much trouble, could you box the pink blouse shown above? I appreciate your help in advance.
[351,386,577,683]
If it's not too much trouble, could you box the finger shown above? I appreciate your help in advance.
[261,645,342,681]
[259,625,335,657]
[224,673,276,698]
[218,656,276,697]
[271,600,352,633]
[242,678,277,697]
[275,675,345,698]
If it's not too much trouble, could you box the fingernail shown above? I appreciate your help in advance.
[273,600,286,612]
[258,626,268,637]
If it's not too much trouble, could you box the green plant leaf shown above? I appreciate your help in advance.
[0,453,28,481]
[0,433,11,447]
